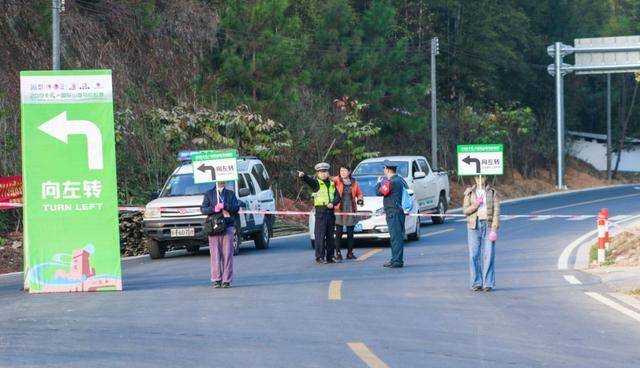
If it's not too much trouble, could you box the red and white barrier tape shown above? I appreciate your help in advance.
[2,201,602,220]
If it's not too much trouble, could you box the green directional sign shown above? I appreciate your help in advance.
[20,70,122,293]
[191,150,238,184]
[457,144,504,176]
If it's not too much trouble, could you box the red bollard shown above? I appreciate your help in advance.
[597,209,608,264]
[602,208,610,250]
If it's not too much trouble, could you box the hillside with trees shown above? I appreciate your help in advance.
[1,0,640,234]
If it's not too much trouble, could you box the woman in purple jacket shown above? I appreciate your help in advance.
[201,181,240,288]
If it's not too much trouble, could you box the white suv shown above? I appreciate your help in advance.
[143,153,275,259]
[309,156,450,246]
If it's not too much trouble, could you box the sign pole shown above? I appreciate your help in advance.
[52,0,61,70]
[606,73,612,181]
[430,37,439,170]
[554,42,565,190]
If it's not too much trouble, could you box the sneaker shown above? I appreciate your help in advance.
[346,252,357,260]
[383,262,393,268]
[335,251,343,261]
[316,258,323,264]
[483,287,493,292]
[222,282,231,288]
[213,281,222,288]
[326,258,335,264]
[472,286,482,291]
[388,263,403,268]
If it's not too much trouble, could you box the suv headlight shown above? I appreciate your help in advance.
[374,207,385,217]
[144,207,161,219]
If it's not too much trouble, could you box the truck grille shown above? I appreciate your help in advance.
[160,207,203,218]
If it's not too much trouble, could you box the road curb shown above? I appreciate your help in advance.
[0,271,22,278]
[574,215,640,270]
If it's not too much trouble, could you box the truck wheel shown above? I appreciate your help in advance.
[431,195,447,225]
[233,224,242,256]
[254,221,271,249]
[148,239,166,259]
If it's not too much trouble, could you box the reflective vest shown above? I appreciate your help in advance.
[313,179,336,207]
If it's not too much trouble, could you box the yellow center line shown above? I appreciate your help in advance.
[347,342,390,368]
[328,280,342,300]
[421,228,454,237]
[357,248,383,261]
[531,192,640,214]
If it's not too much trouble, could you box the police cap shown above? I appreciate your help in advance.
[314,162,330,171]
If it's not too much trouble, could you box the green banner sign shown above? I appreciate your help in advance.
[20,70,121,293]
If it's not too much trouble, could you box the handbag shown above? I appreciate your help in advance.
[204,212,226,236]
[204,190,227,236]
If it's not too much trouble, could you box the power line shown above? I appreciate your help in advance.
[70,1,432,56]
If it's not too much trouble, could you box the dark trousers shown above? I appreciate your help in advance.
[385,209,405,265]
[315,209,336,260]
[335,225,354,253]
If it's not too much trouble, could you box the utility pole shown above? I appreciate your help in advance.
[606,73,612,181]
[52,0,64,70]
[553,42,567,190]
[430,37,439,170]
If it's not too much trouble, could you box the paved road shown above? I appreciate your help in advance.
[2,185,640,367]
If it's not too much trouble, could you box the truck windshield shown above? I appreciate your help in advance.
[160,174,234,197]
[353,161,408,177]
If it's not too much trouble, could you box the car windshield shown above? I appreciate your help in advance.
[353,161,408,178]
[353,176,381,197]
[160,174,234,197]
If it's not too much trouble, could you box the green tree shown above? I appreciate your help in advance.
[209,0,309,118]
[331,96,381,165]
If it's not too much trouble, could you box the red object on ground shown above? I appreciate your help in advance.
[0,176,22,210]
[597,209,607,250]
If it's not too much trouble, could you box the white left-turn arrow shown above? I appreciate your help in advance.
[38,111,104,170]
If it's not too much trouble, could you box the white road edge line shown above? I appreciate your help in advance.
[533,192,640,214]
[419,228,454,237]
[608,292,640,312]
[585,292,640,323]
[558,230,597,270]
[563,275,582,285]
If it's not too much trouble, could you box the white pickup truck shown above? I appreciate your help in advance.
[309,155,450,245]
[353,156,450,223]
[142,153,275,259]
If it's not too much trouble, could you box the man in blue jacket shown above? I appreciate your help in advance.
[375,160,407,268]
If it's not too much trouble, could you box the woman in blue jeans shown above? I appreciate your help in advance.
[463,176,500,291]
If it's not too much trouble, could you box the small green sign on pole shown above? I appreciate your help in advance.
[191,150,238,184]
[456,144,504,176]
[20,70,122,293]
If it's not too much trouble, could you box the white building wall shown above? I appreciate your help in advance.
[569,138,640,172]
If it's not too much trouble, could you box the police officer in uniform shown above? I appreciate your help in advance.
[375,160,407,268]
[299,163,341,264]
